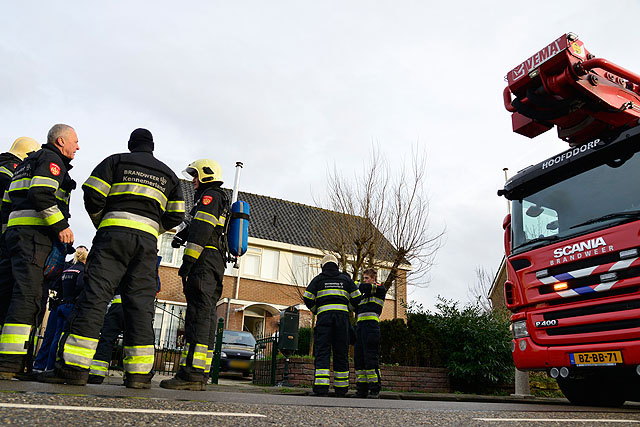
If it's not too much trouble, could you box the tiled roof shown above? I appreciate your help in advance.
[179,180,399,261]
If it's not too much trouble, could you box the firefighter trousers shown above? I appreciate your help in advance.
[179,249,224,382]
[354,320,381,394]
[0,235,15,328]
[313,311,351,395]
[57,230,158,382]
[89,301,124,378]
[0,227,53,373]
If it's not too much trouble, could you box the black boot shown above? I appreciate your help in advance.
[159,376,206,391]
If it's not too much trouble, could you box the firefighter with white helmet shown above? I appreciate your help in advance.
[161,158,228,390]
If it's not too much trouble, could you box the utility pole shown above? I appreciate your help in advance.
[504,166,531,397]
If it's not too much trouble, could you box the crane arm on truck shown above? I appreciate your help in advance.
[503,33,640,146]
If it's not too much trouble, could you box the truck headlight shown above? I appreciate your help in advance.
[511,320,529,339]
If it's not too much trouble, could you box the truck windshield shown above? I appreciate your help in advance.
[511,150,640,253]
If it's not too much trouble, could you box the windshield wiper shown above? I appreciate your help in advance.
[513,235,559,252]
[570,210,640,229]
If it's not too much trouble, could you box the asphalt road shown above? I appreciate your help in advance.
[0,375,639,426]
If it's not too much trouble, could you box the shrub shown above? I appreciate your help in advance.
[295,327,312,356]
[429,297,514,393]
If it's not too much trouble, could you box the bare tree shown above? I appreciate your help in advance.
[314,145,444,290]
[468,266,494,312]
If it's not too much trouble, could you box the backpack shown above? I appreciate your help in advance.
[44,241,68,280]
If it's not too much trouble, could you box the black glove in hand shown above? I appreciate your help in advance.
[178,260,194,278]
[171,236,184,248]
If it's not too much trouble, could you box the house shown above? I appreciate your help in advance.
[153,181,409,347]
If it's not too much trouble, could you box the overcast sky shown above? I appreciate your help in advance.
[3,1,640,311]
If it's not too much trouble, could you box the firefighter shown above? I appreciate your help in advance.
[87,294,123,384]
[0,136,41,327]
[43,128,184,388]
[354,268,386,398]
[89,257,161,384]
[0,125,78,378]
[160,159,228,391]
[303,254,361,397]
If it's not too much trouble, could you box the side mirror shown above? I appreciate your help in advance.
[502,214,511,230]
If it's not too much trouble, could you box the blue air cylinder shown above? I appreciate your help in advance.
[228,200,249,256]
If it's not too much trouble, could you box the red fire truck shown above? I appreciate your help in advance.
[500,33,640,406]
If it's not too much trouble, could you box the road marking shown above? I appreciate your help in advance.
[475,419,640,423]
[0,403,266,418]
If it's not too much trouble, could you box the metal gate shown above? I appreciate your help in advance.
[252,336,278,386]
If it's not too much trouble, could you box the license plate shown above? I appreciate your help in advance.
[229,360,250,369]
[569,351,623,366]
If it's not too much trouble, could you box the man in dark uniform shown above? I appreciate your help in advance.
[44,128,184,388]
[303,254,361,397]
[160,159,228,391]
[354,268,387,399]
[0,136,41,327]
[0,124,78,378]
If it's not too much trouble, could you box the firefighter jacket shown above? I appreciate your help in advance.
[182,183,227,263]
[82,149,185,238]
[1,143,75,234]
[61,262,86,304]
[0,152,22,221]
[356,281,387,323]
[303,263,362,316]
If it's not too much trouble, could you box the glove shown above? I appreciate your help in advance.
[178,259,194,278]
[171,236,184,248]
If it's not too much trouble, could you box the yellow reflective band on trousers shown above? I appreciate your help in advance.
[204,349,214,374]
[89,359,109,377]
[192,343,208,370]
[179,343,190,367]
[356,370,367,383]
[98,211,160,238]
[314,369,330,386]
[63,334,99,369]
[366,369,379,383]
[334,371,349,388]
[0,323,31,355]
[124,345,154,374]
[316,304,348,315]
[83,176,112,197]
[184,242,204,260]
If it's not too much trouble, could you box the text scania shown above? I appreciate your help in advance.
[541,140,599,170]
[550,237,614,266]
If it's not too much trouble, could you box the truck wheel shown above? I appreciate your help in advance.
[557,377,626,407]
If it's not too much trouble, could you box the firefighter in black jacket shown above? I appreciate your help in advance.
[0,125,78,378]
[44,128,184,388]
[303,254,361,397]
[354,268,387,398]
[0,137,41,328]
[161,159,227,391]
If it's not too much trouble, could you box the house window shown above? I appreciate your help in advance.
[241,246,280,280]
[291,254,320,286]
[242,247,261,277]
[158,233,184,267]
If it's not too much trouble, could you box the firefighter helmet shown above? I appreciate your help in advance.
[182,159,223,183]
[9,137,40,160]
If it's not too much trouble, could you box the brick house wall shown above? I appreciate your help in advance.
[264,358,450,393]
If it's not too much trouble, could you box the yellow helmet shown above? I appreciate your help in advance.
[182,159,223,183]
[9,137,40,160]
